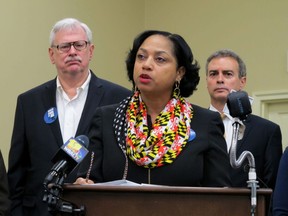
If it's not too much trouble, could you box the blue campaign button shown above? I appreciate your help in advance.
[44,107,58,124]
[188,129,196,141]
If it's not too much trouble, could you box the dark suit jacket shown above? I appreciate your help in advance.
[78,103,231,187]
[273,147,288,215]
[7,71,131,216]
[0,151,10,216]
[230,114,282,188]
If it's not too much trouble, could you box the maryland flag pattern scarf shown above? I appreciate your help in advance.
[114,90,193,169]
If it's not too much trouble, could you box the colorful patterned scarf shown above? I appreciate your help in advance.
[114,90,193,169]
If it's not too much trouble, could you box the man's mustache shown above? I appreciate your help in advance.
[65,56,82,63]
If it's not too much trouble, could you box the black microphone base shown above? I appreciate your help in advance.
[49,203,86,216]
[43,182,86,216]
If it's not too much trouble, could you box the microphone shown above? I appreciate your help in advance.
[227,90,258,215]
[44,135,89,186]
[227,90,252,120]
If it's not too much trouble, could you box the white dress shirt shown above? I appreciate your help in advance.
[56,71,91,143]
[209,104,234,152]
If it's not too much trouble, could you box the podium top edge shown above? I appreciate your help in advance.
[63,184,272,195]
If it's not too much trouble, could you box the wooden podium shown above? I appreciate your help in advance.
[62,184,272,216]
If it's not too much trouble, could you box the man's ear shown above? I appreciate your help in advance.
[239,76,247,90]
[48,47,55,64]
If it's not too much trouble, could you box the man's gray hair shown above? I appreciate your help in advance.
[49,18,92,46]
[205,49,246,78]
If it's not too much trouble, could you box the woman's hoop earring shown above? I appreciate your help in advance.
[174,80,180,97]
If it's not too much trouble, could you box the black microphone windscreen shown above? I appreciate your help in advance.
[227,91,252,120]
[75,135,89,148]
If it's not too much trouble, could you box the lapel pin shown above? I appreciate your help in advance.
[44,107,58,124]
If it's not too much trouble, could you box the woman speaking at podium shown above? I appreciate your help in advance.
[76,30,231,187]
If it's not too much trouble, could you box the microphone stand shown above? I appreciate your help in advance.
[43,173,86,216]
[229,118,259,216]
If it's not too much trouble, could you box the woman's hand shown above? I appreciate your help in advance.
[74,177,94,185]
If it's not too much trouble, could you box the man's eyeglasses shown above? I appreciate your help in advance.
[52,40,89,53]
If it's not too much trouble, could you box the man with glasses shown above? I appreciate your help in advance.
[7,18,131,216]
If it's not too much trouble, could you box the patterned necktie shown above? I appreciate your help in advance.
[220,113,226,139]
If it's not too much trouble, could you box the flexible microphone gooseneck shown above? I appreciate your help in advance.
[227,91,259,216]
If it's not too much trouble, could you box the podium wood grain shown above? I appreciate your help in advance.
[63,184,272,216]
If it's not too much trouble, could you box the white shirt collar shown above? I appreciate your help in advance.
[209,104,234,120]
[56,70,91,100]
[56,70,91,92]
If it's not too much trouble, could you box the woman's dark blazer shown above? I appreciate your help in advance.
[79,103,232,187]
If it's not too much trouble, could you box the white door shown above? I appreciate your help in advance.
[265,101,288,150]
[252,90,288,151]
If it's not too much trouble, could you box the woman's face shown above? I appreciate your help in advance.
[133,34,184,98]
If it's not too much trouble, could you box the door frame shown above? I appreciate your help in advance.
[252,90,288,150]
[252,90,288,117]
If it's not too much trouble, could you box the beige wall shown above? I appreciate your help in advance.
[1,0,288,165]
[145,0,288,106]
[0,0,144,164]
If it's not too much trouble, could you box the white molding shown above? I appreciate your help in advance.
[252,90,288,117]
